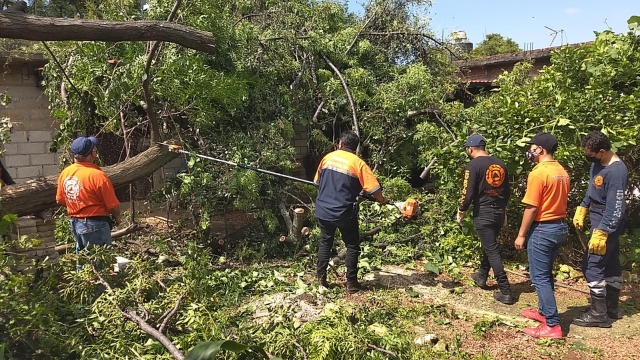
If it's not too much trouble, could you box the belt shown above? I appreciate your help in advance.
[533,219,565,224]
[589,201,606,210]
[71,216,111,222]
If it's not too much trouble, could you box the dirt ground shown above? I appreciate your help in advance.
[359,265,640,359]
[122,202,640,359]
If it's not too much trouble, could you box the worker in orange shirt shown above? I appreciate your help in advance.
[56,136,121,262]
[514,132,570,339]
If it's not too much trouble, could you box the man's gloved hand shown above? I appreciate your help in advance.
[456,211,466,225]
[573,206,588,230]
[588,229,608,255]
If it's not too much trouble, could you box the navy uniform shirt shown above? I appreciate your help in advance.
[314,149,381,222]
[580,161,628,234]
[459,155,511,216]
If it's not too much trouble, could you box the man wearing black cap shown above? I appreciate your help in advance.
[515,132,570,339]
[56,136,121,261]
[457,134,513,304]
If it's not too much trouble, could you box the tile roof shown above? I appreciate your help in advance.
[453,41,592,68]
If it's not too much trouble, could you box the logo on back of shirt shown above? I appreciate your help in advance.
[63,176,83,201]
[485,164,506,188]
[594,175,604,189]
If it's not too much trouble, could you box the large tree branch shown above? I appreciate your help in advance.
[345,2,376,55]
[0,143,181,217]
[143,0,182,144]
[321,53,361,154]
[0,2,215,53]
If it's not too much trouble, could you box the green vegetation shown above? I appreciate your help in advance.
[1,0,639,358]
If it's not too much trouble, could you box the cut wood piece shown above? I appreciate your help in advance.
[1,143,181,217]
[291,207,305,242]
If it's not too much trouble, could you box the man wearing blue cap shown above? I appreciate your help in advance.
[56,136,121,260]
[458,134,514,304]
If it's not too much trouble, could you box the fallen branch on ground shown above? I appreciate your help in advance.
[91,262,185,360]
[504,268,589,295]
[367,344,397,357]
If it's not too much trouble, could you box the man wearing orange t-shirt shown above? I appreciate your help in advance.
[515,132,570,339]
[56,136,121,259]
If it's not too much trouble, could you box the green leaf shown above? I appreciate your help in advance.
[628,15,640,29]
[424,262,440,275]
[185,340,280,360]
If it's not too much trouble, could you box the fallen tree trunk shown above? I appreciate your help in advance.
[0,1,215,53]
[0,143,181,217]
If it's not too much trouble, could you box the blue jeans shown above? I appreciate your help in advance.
[70,218,112,269]
[526,221,568,327]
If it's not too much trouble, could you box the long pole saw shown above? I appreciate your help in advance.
[158,142,318,187]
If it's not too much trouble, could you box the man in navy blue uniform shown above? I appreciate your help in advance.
[314,130,389,294]
[572,130,628,327]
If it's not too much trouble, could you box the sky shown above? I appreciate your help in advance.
[347,0,640,50]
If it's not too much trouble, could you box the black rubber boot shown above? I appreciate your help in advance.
[493,291,515,305]
[605,285,622,320]
[572,295,611,328]
[318,277,331,288]
[471,272,489,290]
[346,281,366,294]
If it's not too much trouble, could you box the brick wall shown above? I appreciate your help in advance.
[4,216,59,275]
[1,59,63,183]
[291,123,309,161]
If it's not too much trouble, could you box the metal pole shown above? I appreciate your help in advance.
[158,143,317,187]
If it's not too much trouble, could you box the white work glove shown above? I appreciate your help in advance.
[456,211,465,225]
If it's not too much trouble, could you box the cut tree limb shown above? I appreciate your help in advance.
[91,262,185,360]
[0,143,181,217]
[0,1,215,53]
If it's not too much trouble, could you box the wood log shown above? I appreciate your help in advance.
[0,1,215,53]
[0,143,180,217]
[291,208,305,242]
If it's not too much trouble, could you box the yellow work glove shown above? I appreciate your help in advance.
[573,206,588,230]
[588,229,608,255]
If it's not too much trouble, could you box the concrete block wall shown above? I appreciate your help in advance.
[4,216,59,274]
[291,123,309,161]
[1,61,63,183]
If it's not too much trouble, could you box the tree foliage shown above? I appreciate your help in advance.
[469,33,521,58]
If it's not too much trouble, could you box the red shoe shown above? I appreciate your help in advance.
[523,323,562,339]
[522,308,545,323]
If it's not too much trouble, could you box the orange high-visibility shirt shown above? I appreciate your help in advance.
[56,162,120,217]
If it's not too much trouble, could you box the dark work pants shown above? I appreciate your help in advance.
[582,205,624,298]
[473,207,511,294]
[317,216,360,282]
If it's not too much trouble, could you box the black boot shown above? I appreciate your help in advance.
[318,276,331,288]
[605,285,622,320]
[572,295,611,328]
[493,291,515,305]
[470,272,489,290]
